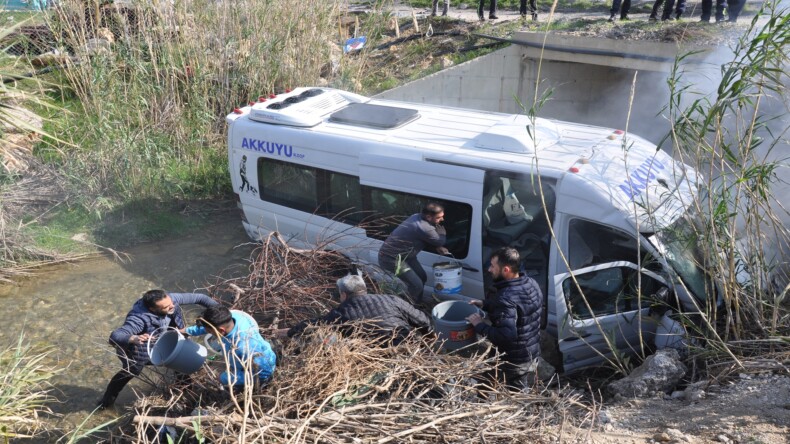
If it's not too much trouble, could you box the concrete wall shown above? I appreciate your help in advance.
[374,35,709,144]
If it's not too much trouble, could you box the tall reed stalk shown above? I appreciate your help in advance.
[665,2,790,350]
[46,0,347,202]
[0,334,59,440]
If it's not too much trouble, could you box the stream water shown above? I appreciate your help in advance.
[0,213,253,442]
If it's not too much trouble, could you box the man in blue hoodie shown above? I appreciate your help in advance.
[186,306,276,388]
[98,289,219,409]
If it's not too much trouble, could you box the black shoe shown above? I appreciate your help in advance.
[489,14,499,19]
[608,13,616,22]
[478,14,485,21]
[532,12,538,20]
[675,13,682,20]
[620,14,630,20]
[96,394,116,410]
[648,14,658,21]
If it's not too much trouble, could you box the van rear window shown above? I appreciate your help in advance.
[259,159,318,212]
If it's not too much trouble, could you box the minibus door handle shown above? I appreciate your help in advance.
[564,332,592,341]
[460,263,479,273]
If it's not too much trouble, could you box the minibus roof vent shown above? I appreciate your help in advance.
[329,103,420,129]
[248,88,361,127]
[474,116,559,153]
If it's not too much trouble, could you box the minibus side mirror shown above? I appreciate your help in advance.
[648,286,673,315]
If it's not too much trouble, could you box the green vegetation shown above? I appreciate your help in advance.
[0,334,59,440]
[662,1,790,345]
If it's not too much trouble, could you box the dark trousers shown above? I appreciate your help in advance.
[650,0,686,18]
[520,0,537,14]
[483,360,537,391]
[725,0,746,20]
[610,0,631,16]
[478,0,497,17]
[379,255,427,304]
[101,350,148,403]
[700,0,726,21]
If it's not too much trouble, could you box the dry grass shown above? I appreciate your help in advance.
[130,326,588,443]
[122,235,592,443]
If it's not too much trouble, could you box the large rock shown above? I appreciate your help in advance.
[608,349,687,398]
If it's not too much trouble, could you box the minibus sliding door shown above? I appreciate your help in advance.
[359,153,485,300]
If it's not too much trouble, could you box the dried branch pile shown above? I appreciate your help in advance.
[129,235,590,443]
[218,231,367,326]
[134,327,585,443]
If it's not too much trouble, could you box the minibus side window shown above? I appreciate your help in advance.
[563,266,665,320]
[326,172,365,224]
[362,186,473,259]
[568,219,661,272]
[258,158,318,212]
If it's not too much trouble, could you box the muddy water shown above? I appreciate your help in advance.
[0,213,253,442]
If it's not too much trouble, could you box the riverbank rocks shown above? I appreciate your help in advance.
[608,349,687,399]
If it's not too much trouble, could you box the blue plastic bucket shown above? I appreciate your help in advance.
[148,329,207,374]
[431,301,483,351]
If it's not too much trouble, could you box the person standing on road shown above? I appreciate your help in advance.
[431,0,449,16]
[467,247,542,390]
[98,289,219,409]
[478,0,498,20]
[608,0,631,21]
[700,0,726,22]
[520,0,538,20]
[378,202,449,304]
[648,0,686,21]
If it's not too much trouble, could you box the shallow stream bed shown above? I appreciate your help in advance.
[0,213,253,442]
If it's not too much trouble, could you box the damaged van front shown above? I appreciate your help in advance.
[549,131,721,373]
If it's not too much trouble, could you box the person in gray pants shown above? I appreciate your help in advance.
[378,203,449,304]
[431,0,449,16]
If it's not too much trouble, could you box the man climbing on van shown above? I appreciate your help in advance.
[378,202,450,304]
[99,289,219,409]
[280,274,431,345]
[467,247,542,390]
[185,306,276,388]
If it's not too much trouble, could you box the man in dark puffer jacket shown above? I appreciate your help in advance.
[467,247,542,389]
[98,289,219,409]
[285,274,431,344]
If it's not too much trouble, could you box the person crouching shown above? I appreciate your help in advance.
[186,306,276,388]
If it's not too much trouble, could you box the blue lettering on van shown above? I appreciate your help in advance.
[241,138,296,158]
[618,158,665,200]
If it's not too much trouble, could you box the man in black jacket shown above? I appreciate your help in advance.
[99,289,219,409]
[283,275,431,345]
[467,247,542,390]
[378,202,449,304]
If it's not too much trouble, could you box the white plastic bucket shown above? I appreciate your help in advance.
[433,262,462,296]
[148,328,207,374]
[431,301,483,351]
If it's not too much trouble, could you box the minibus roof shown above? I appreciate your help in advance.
[229,87,699,230]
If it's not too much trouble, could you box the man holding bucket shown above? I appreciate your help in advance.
[186,306,276,388]
[378,202,450,304]
[98,289,219,409]
[466,247,542,390]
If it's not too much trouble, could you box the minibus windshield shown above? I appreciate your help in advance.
[649,211,715,304]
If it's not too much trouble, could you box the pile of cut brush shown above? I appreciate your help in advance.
[127,232,591,443]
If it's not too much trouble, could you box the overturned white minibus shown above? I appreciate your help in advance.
[227,87,717,372]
